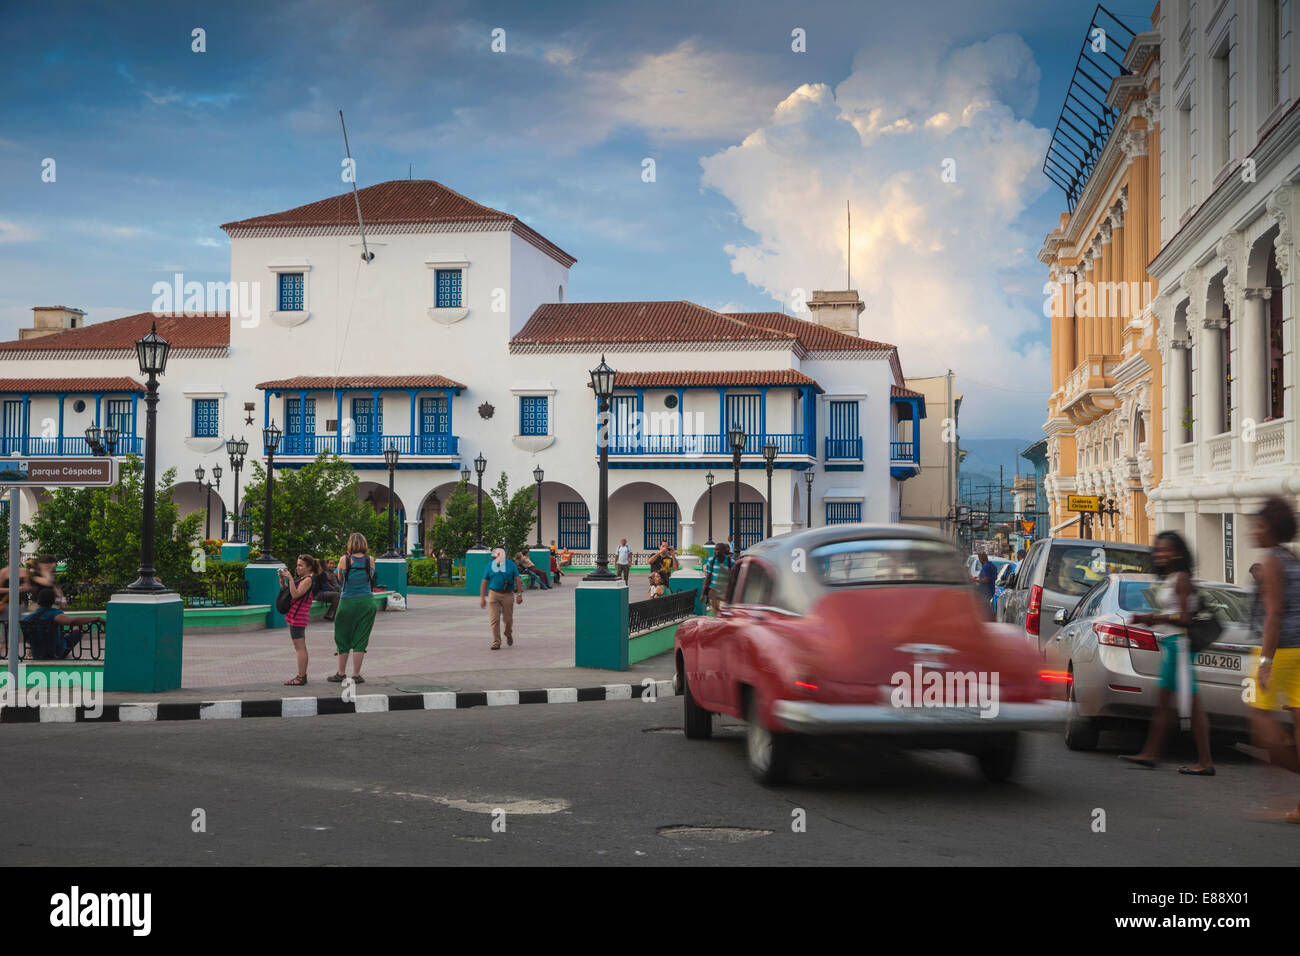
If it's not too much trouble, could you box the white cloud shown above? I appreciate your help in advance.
[196,237,224,248]
[0,220,37,243]
[699,33,1051,393]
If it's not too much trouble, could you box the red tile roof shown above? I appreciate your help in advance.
[221,180,576,267]
[726,312,897,352]
[256,375,466,391]
[0,312,230,353]
[0,377,144,394]
[512,302,796,347]
[891,384,925,399]
[604,370,820,390]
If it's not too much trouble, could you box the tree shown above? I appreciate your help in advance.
[239,453,388,563]
[22,486,98,581]
[486,472,538,558]
[84,456,202,586]
[426,479,479,558]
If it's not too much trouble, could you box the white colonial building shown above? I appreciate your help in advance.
[1148,0,1298,583]
[0,180,924,556]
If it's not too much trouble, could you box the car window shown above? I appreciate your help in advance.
[726,560,747,603]
[811,538,968,586]
[1046,544,1152,597]
[737,560,775,605]
[1075,581,1108,619]
[995,563,1018,587]
[1118,581,1156,613]
[1018,542,1045,590]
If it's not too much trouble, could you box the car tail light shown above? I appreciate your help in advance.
[794,680,819,692]
[1092,622,1159,651]
[1026,585,1043,636]
[1039,670,1072,684]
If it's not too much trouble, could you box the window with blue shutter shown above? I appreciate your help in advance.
[192,399,219,438]
[558,501,590,549]
[435,269,462,308]
[520,396,548,436]
[643,502,678,549]
[278,273,304,311]
[827,400,861,459]
[825,502,861,524]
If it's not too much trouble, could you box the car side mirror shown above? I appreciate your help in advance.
[1053,608,1067,625]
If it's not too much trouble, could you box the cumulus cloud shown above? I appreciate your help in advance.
[0,220,37,243]
[699,33,1052,394]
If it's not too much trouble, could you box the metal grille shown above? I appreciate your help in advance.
[628,588,697,637]
[278,272,304,310]
[729,501,763,550]
[193,398,219,438]
[643,501,678,549]
[826,501,861,524]
[520,396,547,436]
[436,269,462,308]
[558,500,590,549]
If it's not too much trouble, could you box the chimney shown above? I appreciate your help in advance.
[806,290,864,338]
[22,305,86,341]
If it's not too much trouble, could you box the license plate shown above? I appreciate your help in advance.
[904,706,985,720]
[1195,652,1242,671]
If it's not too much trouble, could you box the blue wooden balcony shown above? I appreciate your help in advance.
[825,436,863,460]
[890,441,917,462]
[605,432,808,456]
[0,435,143,456]
[277,432,460,463]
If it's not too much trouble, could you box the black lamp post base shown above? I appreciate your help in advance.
[380,549,403,559]
[249,554,279,565]
[124,574,172,593]
[582,567,620,582]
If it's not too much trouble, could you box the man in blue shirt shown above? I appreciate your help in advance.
[702,542,734,615]
[479,548,523,649]
[976,551,997,614]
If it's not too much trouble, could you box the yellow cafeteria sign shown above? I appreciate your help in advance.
[1068,495,1100,513]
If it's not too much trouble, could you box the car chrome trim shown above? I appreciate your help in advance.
[772,700,1068,734]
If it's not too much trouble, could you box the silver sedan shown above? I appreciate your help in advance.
[1047,573,1279,750]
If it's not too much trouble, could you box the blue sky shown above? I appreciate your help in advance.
[0,0,1157,439]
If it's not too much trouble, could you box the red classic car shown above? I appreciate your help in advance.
[675,525,1066,784]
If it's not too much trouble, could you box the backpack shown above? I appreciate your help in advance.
[343,555,376,590]
[275,583,292,615]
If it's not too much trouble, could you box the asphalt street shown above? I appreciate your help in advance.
[5,700,1298,865]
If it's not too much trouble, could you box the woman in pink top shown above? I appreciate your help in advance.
[279,554,318,686]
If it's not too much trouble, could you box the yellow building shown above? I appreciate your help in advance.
[1039,8,1162,544]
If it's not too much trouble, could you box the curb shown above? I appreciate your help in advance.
[0,679,680,724]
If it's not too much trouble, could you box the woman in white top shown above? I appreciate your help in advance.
[1122,531,1215,775]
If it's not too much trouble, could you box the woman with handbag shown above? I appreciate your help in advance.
[1248,497,1300,823]
[329,533,377,684]
[1121,531,1215,775]
[278,555,317,686]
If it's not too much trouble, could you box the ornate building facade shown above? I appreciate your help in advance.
[1040,12,1163,545]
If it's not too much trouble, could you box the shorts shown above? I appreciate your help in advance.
[1252,647,1300,711]
[1157,634,1197,693]
[289,625,306,641]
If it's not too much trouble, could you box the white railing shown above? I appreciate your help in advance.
[1174,443,1195,476]
[1253,419,1288,466]
[1207,434,1233,472]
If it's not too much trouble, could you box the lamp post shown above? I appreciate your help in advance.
[762,441,777,539]
[126,323,170,592]
[383,444,401,557]
[103,425,119,457]
[85,424,103,456]
[252,421,281,563]
[729,424,746,552]
[196,465,212,540]
[473,452,487,549]
[704,470,715,546]
[1099,495,1120,537]
[586,355,618,580]
[226,435,248,542]
[533,464,544,547]
[804,468,814,529]
[212,463,222,540]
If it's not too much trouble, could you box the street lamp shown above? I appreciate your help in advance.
[729,424,746,552]
[126,322,170,592]
[1099,495,1120,537]
[252,421,281,563]
[704,470,715,546]
[804,468,814,529]
[103,425,119,456]
[762,441,777,539]
[226,435,248,542]
[473,452,487,549]
[196,464,214,541]
[383,444,401,557]
[533,464,544,547]
[586,354,618,580]
[212,463,223,540]
[84,424,102,456]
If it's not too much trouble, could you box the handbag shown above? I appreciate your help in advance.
[1186,591,1223,652]
[275,584,292,615]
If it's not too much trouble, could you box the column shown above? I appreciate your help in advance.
[1241,289,1272,427]
[1109,220,1125,352]
[1169,341,1189,447]
[1080,257,1095,364]
[335,391,344,454]
[1199,317,1224,437]
[405,518,420,556]
[1098,226,1113,355]
[57,395,65,455]
[1061,269,1077,383]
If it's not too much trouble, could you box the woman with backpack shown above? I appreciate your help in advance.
[1121,531,1215,775]
[278,554,317,686]
[329,533,377,684]
[1248,497,1300,823]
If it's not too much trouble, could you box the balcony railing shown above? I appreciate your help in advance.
[890,441,917,462]
[825,437,863,460]
[278,434,460,456]
[0,436,143,456]
[604,433,807,456]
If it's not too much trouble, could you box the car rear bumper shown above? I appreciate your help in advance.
[772,699,1068,734]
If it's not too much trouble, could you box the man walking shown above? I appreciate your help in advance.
[976,551,997,616]
[702,542,734,614]
[479,547,523,650]
[615,537,632,584]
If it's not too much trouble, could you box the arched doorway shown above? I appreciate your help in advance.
[609,480,682,554]
[689,479,766,550]
[358,480,408,553]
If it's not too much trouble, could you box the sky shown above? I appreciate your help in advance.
[0,0,1158,439]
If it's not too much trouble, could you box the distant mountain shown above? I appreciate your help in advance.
[959,438,1039,492]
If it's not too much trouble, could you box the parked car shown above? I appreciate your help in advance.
[1001,537,1153,649]
[992,561,1018,618]
[965,553,1010,584]
[1050,573,1282,748]
[673,524,1066,784]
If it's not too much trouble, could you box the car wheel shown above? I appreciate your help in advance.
[681,667,712,740]
[976,733,1020,783]
[745,692,794,785]
[1064,668,1100,752]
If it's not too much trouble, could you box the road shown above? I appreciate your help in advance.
[5,700,1297,865]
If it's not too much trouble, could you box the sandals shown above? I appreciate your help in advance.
[506,635,514,647]
[284,675,307,686]
[326,673,346,682]
[490,642,501,650]
[352,675,365,684]
[1178,765,1216,776]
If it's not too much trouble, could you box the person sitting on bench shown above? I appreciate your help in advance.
[516,551,551,590]
[21,588,103,659]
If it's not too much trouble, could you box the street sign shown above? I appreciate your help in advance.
[1021,520,1036,534]
[1067,495,1100,513]
[0,458,116,487]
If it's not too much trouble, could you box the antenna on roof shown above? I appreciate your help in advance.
[408,163,413,180]
[846,200,851,290]
[339,110,374,263]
